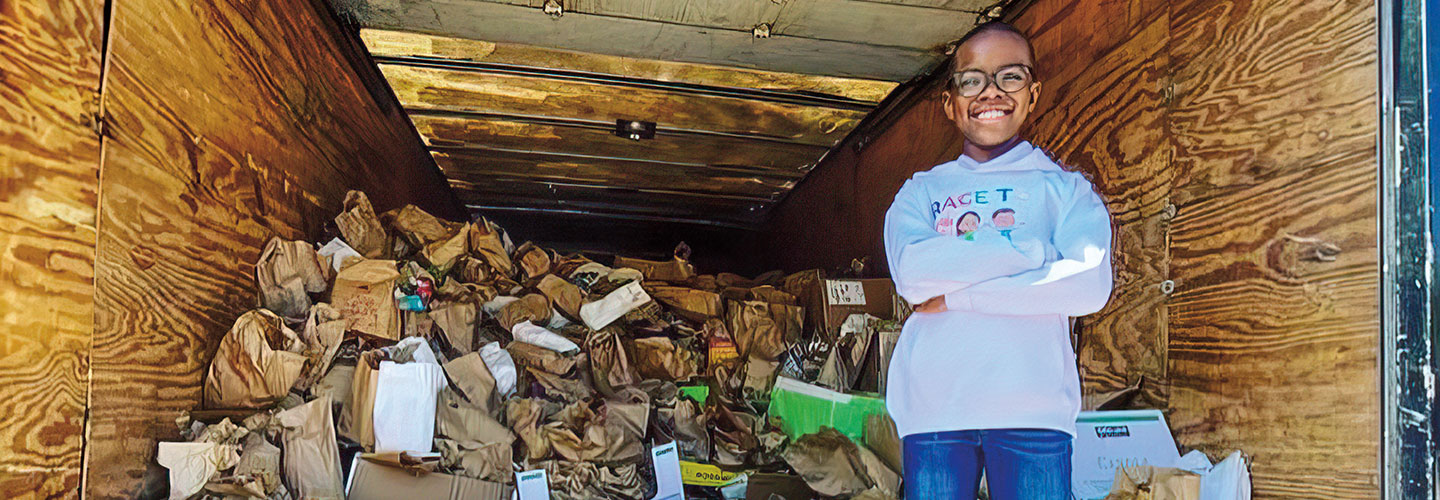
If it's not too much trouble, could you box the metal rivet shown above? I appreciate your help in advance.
[543,0,563,18]
[1160,280,1175,295]
[753,23,772,38]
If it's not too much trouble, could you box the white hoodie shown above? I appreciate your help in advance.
[882,141,1113,438]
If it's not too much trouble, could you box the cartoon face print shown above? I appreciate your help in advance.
[992,208,1016,228]
[955,211,981,236]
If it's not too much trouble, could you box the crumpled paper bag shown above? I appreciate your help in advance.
[541,400,647,463]
[646,285,724,323]
[335,191,389,259]
[514,242,552,281]
[479,341,519,398]
[435,387,516,483]
[256,237,328,319]
[537,274,584,321]
[274,396,344,499]
[497,293,553,332]
[340,349,382,448]
[468,219,515,278]
[443,352,500,415]
[539,460,646,500]
[661,397,709,460]
[584,326,636,397]
[1105,465,1201,500]
[331,259,401,340]
[711,404,760,467]
[294,303,346,391]
[529,367,595,402]
[508,398,560,461]
[203,309,307,409]
[631,336,698,382]
[430,299,479,355]
[726,300,803,362]
[782,427,872,497]
[613,255,695,283]
[229,432,282,495]
[508,341,576,375]
[512,321,580,353]
[385,205,467,270]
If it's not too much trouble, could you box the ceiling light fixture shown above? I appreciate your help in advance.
[543,0,563,18]
[614,119,656,141]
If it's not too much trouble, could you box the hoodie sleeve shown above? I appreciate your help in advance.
[884,178,1048,305]
[942,174,1114,316]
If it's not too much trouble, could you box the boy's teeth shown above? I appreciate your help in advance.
[976,110,1005,119]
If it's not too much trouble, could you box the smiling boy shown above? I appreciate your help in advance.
[882,21,1115,500]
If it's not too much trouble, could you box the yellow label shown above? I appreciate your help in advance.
[680,461,742,486]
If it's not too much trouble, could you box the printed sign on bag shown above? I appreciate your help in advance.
[825,280,867,306]
[515,469,551,500]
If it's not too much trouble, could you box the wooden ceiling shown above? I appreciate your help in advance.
[332,0,988,252]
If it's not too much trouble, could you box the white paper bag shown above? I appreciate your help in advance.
[157,442,222,500]
[512,321,580,353]
[479,341,518,397]
[580,281,651,330]
[373,360,446,453]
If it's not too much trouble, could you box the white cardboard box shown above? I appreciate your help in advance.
[1072,410,1181,499]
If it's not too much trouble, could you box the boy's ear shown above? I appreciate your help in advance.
[942,89,958,122]
[1029,80,1042,108]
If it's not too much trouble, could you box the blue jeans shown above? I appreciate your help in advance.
[902,428,1073,500]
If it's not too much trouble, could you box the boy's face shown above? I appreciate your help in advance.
[943,30,1041,147]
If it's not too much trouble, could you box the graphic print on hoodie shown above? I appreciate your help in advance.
[882,141,1114,439]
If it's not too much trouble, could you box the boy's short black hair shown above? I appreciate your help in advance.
[947,21,1039,81]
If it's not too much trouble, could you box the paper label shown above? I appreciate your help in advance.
[651,442,684,500]
[680,461,741,487]
[515,469,551,500]
[825,280,867,306]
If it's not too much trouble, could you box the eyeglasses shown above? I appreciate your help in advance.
[949,64,1034,98]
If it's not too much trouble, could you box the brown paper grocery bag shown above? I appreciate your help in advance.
[514,242,552,281]
[203,309,307,409]
[726,300,803,362]
[331,260,401,340]
[431,300,479,354]
[632,336,698,382]
[507,341,576,375]
[497,293,552,332]
[613,255,695,283]
[256,237,329,319]
[1104,466,1201,500]
[782,427,872,497]
[294,303,347,391]
[340,350,382,449]
[335,191,390,259]
[584,326,636,396]
[468,219,515,279]
[537,274,583,321]
[443,352,500,415]
[646,285,723,323]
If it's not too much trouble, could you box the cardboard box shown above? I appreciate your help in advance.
[818,279,898,341]
[346,456,512,500]
[1072,410,1182,500]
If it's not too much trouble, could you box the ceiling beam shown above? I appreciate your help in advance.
[360,28,899,103]
[466,204,763,230]
[432,149,795,198]
[374,55,879,111]
[448,176,780,203]
[405,108,829,148]
[337,0,946,80]
[429,145,804,180]
[410,113,828,174]
[382,64,865,146]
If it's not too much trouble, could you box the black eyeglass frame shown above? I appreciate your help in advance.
[948,64,1036,98]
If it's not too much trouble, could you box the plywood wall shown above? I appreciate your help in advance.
[86,0,465,496]
[765,0,1380,497]
[0,1,105,498]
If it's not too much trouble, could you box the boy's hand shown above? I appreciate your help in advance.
[915,295,949,314]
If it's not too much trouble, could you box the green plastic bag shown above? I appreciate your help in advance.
[767,377,887,442]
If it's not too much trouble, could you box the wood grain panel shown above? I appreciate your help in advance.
[362,29,898,103]
[1014,0,1173,404]
[0,0,104,497]
[1164,0,1380,496]
[433,150,794,199]
[382,63,867,146]
[87,0,464,496]
[411,113,828,173]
